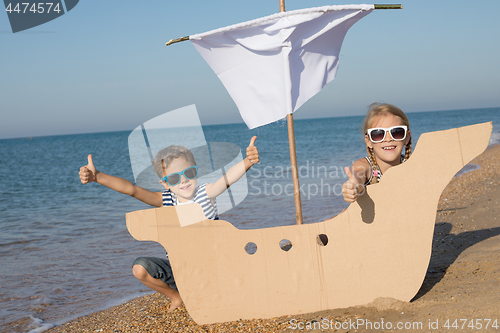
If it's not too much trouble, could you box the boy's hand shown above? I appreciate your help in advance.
[246,136,259,165]
[79,154,97,184]
[342,167,364,203]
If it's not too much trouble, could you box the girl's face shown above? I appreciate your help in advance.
[160,156,198,203]
[365,113,410,166]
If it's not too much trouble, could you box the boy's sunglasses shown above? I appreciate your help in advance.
[161,166,198,186]
[366,125,408,143]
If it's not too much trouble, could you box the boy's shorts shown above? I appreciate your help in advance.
[133,256,178,292]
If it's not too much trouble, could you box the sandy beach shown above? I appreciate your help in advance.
[47,144,500,333]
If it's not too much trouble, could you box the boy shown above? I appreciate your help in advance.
[79,136,259,312]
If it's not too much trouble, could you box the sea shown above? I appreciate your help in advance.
[1,107,499,332]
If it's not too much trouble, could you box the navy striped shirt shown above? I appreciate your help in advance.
[162,183,218,220]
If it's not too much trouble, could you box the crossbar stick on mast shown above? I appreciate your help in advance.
[164,5,402,46]
[374,4,402,9]
[166,36,189,46]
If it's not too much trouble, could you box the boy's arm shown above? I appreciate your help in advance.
[205,136,259,199]
[79,154,163,207]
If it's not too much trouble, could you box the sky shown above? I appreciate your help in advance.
[1,0,499,140]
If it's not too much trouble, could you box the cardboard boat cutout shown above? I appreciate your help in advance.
[123,1,494,325]
[127,122,492,324]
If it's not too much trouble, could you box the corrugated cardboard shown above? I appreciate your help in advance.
[126,122,492,324]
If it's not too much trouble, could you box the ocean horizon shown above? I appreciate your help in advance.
[2,106,499,142]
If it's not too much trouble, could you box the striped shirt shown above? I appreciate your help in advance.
[364,155,405,185]
[162,183,218,220]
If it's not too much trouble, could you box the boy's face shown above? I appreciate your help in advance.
[161,156,198,203]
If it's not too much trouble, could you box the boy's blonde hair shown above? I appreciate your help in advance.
[152,145,196,178]
[363,103,412,184]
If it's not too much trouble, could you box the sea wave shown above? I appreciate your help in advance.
[26,292,153,333]
[489,130,500,146]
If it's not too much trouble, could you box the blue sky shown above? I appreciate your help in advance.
[1,0,499,139]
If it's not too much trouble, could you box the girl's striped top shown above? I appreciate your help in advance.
[162,183,218,220]
[364,155,406,185]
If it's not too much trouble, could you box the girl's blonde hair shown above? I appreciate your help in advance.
[152,145,196,178]
[363,103,412,184]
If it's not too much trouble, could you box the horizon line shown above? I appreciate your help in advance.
[1,106,499,141]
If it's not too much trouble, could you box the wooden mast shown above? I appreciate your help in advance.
[280,0,304,225]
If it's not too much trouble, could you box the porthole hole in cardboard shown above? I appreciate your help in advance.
[279,239,292,251]
[317,234,328,246]
[244,242,257,255]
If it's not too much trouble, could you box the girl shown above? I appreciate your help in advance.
[342,103,412,203]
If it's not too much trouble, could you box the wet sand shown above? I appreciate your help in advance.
[47,145,500,332]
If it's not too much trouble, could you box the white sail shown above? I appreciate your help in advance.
[190,5,374,129]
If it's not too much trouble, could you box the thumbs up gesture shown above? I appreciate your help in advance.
[246,136,259,165]
[79,154,97,184]
[342,166,364,203]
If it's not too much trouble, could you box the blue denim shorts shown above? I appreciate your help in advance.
[133,256,178,292]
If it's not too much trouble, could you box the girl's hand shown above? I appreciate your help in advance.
[246,136,259,165]
[79,154,97,184]
[342,167,364,203]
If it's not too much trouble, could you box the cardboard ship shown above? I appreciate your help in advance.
[126,121,492,324]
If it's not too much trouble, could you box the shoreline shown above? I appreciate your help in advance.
[42,144,500,333]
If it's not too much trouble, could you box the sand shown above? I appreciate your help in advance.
[47,145,500,333]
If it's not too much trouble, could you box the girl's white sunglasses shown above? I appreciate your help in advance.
[366,125,408,143]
